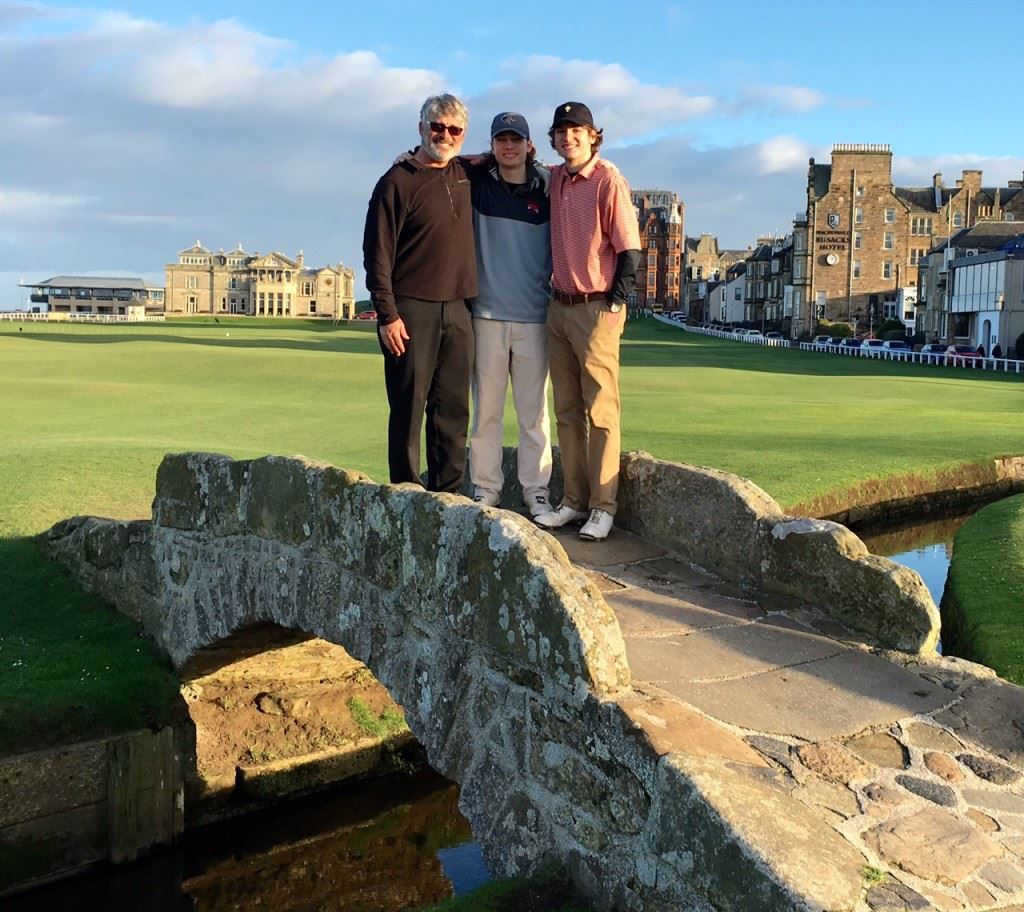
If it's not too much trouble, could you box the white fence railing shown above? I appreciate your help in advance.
[0,312,165,324]
[656,316,1023,376]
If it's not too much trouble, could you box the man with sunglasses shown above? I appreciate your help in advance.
[533,101,641,542]
[363,94,477,493]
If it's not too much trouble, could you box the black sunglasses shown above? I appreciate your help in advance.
[428,121,464,138]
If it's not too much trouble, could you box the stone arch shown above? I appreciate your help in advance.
[44,454,637,885]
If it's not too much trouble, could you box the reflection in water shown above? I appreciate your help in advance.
[856,512,972,610]
[5,768,477,912]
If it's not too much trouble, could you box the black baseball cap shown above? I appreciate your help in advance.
[490,112,530,140]
[550,101,594,130]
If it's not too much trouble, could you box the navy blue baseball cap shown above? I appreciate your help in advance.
[490,112,530,139]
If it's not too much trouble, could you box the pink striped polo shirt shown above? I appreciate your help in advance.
[550,154,641,296]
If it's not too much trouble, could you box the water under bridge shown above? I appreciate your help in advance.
[43,451,1024,911]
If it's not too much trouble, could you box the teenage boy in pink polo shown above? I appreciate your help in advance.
[533,101,641,541]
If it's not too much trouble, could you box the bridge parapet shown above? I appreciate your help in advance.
[42,451,967,910]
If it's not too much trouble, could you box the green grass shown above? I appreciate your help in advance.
[0,316,1021,754]
[942,494,1024,684]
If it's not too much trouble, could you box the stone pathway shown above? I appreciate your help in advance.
[548,523,1024,912]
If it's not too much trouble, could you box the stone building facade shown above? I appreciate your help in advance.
[796,144,1024,338]
[165,243,356,319]
[631,190,683,311]
[682,234,748,321]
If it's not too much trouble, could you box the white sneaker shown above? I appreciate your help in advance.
[473,490,500,507]
[579,508,613,541]
[525,492,551,518]
[534,504,587,529]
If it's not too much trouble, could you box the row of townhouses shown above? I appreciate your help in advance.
[24,243,357,321]
[666,144,1024,353]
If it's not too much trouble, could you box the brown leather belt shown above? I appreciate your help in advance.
[553,290,607,306]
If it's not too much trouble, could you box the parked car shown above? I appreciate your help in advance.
[945,344,983,366]
[881,340,910,353]
[919,342,947,363]
[745,329,763,338]
[828,336,847,346]
[860,339,885,355]
[839,338,862,350]
[811,334,832,347]
[354,310,377,321]
[765,331,784,340]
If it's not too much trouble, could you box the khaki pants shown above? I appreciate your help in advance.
[546,299,625,514]
[469,318,552,499]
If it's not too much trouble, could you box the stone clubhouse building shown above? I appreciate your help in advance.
[164,242,356,320]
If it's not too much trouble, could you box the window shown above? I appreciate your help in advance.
[852,260,861,279]
[856,185,865,197]
[911,217,933,236]
[649,239,657,249]
[882,261,893,279]
[854,232,862,249]
[855,207,863,224]
[794,259,803,278]
[953,212,964,228]
[229,277,239,290]
[302,281,314,295]
[883,232,894,250]
[309,301,317,314]
[910,249,925,266]
[1006,213,1016,222]
[186,275,197,289]
[885,208,895,223]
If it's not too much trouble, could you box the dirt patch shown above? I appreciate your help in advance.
[179,624,414,813]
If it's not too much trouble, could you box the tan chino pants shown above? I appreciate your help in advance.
[546,299,625,514]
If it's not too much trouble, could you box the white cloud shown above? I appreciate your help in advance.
[757,136,812,174]
[486,55,718,140]
[893,154,1024,188]
[737,84,826,114]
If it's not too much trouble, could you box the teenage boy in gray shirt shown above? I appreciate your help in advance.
[467,113,553,516]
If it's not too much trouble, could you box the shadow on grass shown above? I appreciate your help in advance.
[0,535,179,756]
[7,327,383,358]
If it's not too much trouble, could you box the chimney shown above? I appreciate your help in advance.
[296,250,305,268]
[933,173,943,188]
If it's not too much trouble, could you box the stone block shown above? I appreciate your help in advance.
[648,753,864,911]
[153,452,231,530]
[616,451,783,588]
[242,455,319,546]
[864,807,1001,884]
[765,518,940,653]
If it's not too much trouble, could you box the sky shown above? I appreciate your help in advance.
[3,0,1024,306]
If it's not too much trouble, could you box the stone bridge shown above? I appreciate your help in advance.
[43,452,1024,912]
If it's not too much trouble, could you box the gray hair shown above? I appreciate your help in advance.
[420,93,468,127]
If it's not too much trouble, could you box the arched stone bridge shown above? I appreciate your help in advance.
[43,452,1024,911]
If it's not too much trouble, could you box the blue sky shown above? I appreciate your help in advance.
[3,0,1022,304]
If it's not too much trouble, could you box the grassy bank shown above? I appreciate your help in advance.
[1,315,1021,755]
[941,494,1024,684]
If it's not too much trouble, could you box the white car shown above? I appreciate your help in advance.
[860,339,885,355]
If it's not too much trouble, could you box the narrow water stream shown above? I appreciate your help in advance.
[4,768,488,912]
[856,512,972,609]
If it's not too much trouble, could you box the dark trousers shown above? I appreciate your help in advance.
[380,297,474,492]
